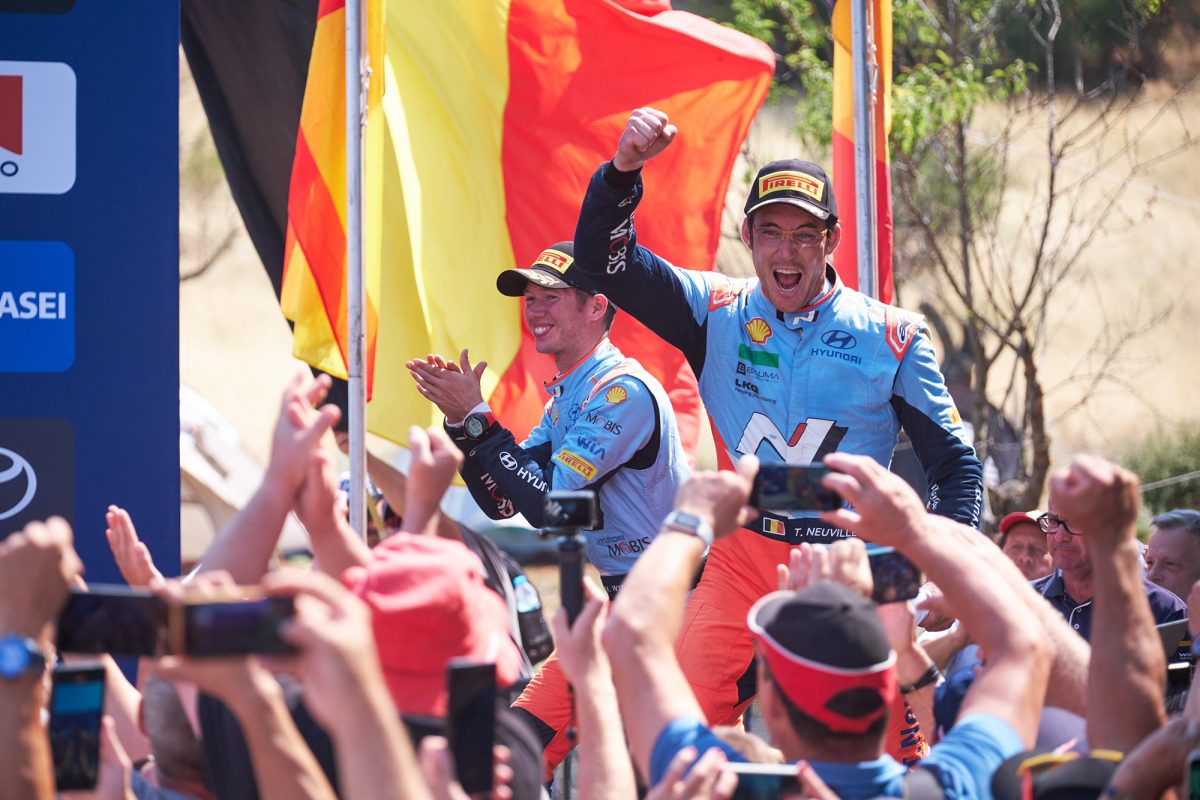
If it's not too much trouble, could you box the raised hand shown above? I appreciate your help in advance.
[819,452,928,548]
[613,107,678,173]
[776,539,872,598]
[672,455,759,542]
[265,371,342,499]
[401,426,464,536]
[0,516,82,639]
[405,349,487,424]
[104,505,164,588]
[1047,454,1140,549]
[644,746,737,800]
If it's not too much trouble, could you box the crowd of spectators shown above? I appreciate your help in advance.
[2,370,1199,800]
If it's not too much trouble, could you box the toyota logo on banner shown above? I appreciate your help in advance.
[821,330,857,350]
[0,447,37,521]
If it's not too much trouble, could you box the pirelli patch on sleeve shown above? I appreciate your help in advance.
[554,450,598,481]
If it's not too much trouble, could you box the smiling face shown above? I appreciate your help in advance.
[1045,506,1091,576]
[741,204,841,313]
[522,284,607,370]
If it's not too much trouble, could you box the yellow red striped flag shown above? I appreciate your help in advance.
[281,0,385,394]
[831,0,893,303]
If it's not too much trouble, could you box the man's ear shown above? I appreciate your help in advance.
[826,221,843,253]
[593,293,610,322]
[741,216,753,249]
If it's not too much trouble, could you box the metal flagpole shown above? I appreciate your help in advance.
[850,0,879,299]
[346,0,368,538]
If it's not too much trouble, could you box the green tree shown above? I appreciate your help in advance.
[1124,423,1200,515]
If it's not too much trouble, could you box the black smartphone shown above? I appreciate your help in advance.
[50,662,107,792]
[447,659,496,795]
[57,585,169,657]
[749,464,841,512]
[722,762,801,800]
[867,546,923,604]
[544,489,599,529]
[181,596,297,657]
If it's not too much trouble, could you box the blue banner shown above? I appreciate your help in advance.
[0,1,180,581]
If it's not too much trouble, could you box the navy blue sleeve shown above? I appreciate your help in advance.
[573,162,713,375]
[449,421,554,526]
[890,325,983,528]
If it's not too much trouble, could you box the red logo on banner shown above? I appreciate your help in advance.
[0,75,22,155]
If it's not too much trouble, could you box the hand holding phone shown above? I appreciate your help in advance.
[50,662,107,791]
[57,585,296,657]
[721,762,801,800]
[750,464,841,512]
[447,659,496,795]
[867,547,923,604]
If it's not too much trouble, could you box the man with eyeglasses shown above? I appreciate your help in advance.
[1031,509,1185,639]
[571,107,982,738]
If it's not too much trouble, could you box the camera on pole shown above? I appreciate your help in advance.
[541,490,598,627]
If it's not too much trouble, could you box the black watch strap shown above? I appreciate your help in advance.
[900,663,942,694]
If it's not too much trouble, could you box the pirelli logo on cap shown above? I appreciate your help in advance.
[758,171,824,203]
[554,450,598,481]
[534,248,573,274]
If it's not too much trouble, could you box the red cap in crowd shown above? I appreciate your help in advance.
[341,532,523,717]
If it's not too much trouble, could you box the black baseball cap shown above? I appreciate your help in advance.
[744,159,838,223]
[991,750,1121,800]
[496,242,597,296]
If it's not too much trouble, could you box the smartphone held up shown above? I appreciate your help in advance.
[56,584,296,658]
[750,463,841,513]
[50,662,106,792]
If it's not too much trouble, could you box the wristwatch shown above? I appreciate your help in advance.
[0,635,47,681]
[662,510,714,548]
[900,663,942,695]
[462,411,496,441]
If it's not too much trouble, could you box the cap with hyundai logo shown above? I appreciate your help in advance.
[744,159,838,223]
[496,242,597,296]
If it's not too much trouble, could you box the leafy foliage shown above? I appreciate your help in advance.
[1124,423,1200,515]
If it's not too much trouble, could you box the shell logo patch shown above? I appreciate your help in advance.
[534,248,573,274]
[758,171,824,202]
[604,385,628,405]
[745,317,773,345]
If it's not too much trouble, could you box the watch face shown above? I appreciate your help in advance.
[465,416,486,438]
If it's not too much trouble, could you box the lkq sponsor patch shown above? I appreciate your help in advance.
[0,241,74,372]
[0,61,76,195]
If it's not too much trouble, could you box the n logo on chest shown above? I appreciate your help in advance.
[735,413,848,462]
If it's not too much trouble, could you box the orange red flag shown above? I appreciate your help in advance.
[284,0,774,454]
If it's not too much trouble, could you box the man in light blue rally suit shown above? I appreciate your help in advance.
[406,240,689,777]
[571,108,984,747]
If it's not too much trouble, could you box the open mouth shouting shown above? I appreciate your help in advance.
[773,266,804,295]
